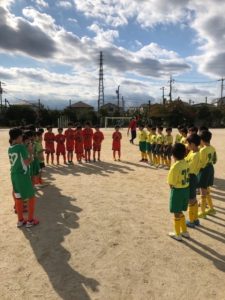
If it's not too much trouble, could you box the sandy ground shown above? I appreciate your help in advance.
[0,128,225,300]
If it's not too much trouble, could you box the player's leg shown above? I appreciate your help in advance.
[56,154,60,165]
[67,150,71,163]
[118,150,121,161]
[26,197,39,227]
[113,150,116,161]
[15,198,25,227]
[98,150,101,161]
[46,153,50,164]
[88,150,91,162]
[51,152,54,164]
[93,150,96,161]
[63,154,66,164]
[206,187,216,215]
[169,212,182,241]
[199,188,207,218]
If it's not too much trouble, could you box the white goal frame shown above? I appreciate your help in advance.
[104,117,131,128]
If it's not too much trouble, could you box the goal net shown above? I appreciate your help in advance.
[104,117,131,129]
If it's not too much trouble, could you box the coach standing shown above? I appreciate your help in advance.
[127,117,137,144]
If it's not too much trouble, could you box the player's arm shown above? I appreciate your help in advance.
[22,143,33,166]
[167,167,177,188]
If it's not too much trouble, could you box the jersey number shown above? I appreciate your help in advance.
[9,153,18,167]
[181,169,189,186]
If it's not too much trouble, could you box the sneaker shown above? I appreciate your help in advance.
[206,208,216,215]
[198,212,207,219]
[194,219,200,226]
[186,221,195,228]
[26,218,39,228]
[139,159,145,162]
[17,219,26,228]
[168,232,182,241]
[181,231,190,239]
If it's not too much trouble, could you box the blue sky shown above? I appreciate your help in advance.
[0,0,224,108]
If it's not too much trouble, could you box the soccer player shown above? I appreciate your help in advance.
[138,124,148,162]
[55,128,66,165]
[93,125,104,162]
[150,127,157,166]
[36,131,45,184]
[185,134,201,228]
[112,125,122,161]
[127,117,137,144]
[167,143,190,241]
[8,128,39,227]
[44,126,55,164]
[198,130,217,218]
[156,126,164,167]
[82,121,94,162]
[164,127,173,169]
[188,126,198,136]
[175,125,183,143]
[146,124,153,164]
[74,125,84,163]
[180,128,188,146]
[65,122,75,164]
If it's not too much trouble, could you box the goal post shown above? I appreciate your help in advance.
[104,117,131,128]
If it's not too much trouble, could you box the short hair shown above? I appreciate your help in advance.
[24,130,35,138]
[68,122,73,126]
[38,128,44,134]
[200,130,212,143]
[188,126,198,133]
[172,143,186,160]
[177,125,183,130]
[37,131,42,137]
[151,127,156,131]
[157,126,163,131]
[22,133,29,142]
[199,126,208,132]
[187,134,201,146]
[9,128,23,141]
[46,125,52,130]
[181,128,188,135]
[115,125,120,129]
[85,121,91,126]
[26,124,36,131]
[138,123,144,129]
[147,123,152,129]
[166,127,172,132]
[58,127,63,132]
[76,125,82,130]
[95,125,100,129]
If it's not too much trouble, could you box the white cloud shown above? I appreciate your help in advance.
[35,0,49,8]
[56,1,72,8]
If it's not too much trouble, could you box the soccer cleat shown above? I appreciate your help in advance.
[168,232,182,241]
[26,218,39,228]
[194,219,200,226]
[186,221,195,228]
[17,219,26,228]
[198,212,207,219]
[181,231,190,239]
[206,208,216,215]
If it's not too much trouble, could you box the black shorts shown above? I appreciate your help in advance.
[40,162,45,169]
[164,145,172,158]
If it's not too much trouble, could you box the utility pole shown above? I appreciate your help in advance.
[69,99,72,108]
[160,87,166,105]
[122,96,125,113]
[148,100,151,117]
[116,85,120,109]
[218,78,224,102]
[98,51,105,112]
[168,75,175,103]
[0,81,3,111]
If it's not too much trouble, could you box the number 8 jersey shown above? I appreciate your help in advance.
[167,159,190,188]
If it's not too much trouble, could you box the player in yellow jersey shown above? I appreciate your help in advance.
[167,143,190,241]
[180,128,188,146]
[146,124,153,165]
[163,127,173,169]
[198,130,217,218]
[156,126,164,167]
[138,124,148,162]
[185,134,201,228]
[188,126,198,136]
[150,127,157,166]
[175,125,183,143]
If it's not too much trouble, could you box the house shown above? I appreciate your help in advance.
[70,101,94,112]
[100,102,120,116]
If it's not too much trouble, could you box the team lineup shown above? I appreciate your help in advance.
[8,121,217,244]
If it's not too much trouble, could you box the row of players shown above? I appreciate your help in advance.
[135,124,202,169]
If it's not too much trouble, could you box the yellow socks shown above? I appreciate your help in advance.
[188,204,195,223]
[180,215,187,233]
[206,188,213,209]
[148,153,153,164]
[200,195,207,214]
[193,202,199,221]
[174,217,181,235]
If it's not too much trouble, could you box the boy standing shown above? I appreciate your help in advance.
[167,143,190,241]
[185,134,201,228]
[164,127,173,169]
[112,125,122,161]
[138,124,148,162]
[82,122,94,162]
[93,125,104,162]
[8,128,39,227]
[44,126,55,164]
[55,128,66,164]
[156,126,164,167]
[65,122,75,164]
[198,130,217,218]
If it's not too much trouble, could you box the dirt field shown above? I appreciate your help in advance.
[0,128,225,300]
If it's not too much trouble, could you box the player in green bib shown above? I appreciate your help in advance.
[8,128,39,228]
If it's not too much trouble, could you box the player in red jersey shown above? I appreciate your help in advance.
[44,126,55,164]
[93,125,104,162]
[82,121,93,162]
[112,125,122,161]
[64,122,75,164]
[74,124,84,163]
[55,128,66,164]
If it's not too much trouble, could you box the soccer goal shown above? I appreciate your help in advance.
[104,117,131,129]
[57,115,70,128]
